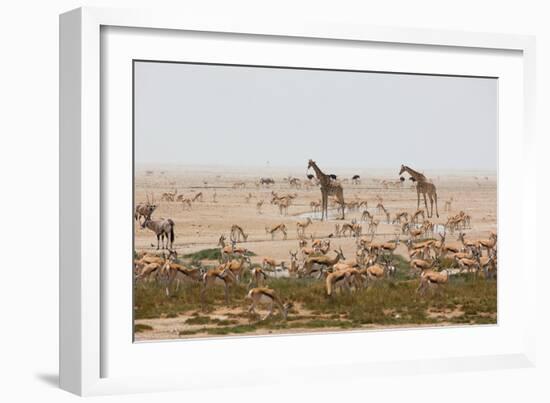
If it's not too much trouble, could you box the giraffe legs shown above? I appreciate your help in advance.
[321,192,328,221]
[433,192,439,218]
[422,192,429,218]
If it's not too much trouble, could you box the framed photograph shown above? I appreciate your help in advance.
[60,7,537,396]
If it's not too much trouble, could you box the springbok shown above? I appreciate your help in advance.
[265,224,287,240]
[302,247,345,277]
[246,288,293,320]
[192,192,203,202]
[230,224,248,243]
[296,217,313,237]
[200,265,236,305]
[417,269,449,295]
[248,267,268,289]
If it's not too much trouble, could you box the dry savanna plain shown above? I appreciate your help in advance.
[133,165,497,341]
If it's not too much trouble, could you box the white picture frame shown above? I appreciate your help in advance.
[59,7,537,396]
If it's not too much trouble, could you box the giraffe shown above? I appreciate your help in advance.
[398,165,439,218]
[307,159,345,220]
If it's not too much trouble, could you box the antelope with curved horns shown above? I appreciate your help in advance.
[141,216,175,250]
[134,192,157,223]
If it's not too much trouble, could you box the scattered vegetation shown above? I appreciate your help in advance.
[134,323,153,333]
[183,248,255,261]
[134,265,497,337]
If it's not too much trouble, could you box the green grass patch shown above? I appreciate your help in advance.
[134,323,153,333]
[183,248,256,261]
[135,266,497,336]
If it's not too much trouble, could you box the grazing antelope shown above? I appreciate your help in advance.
[232,181,246,189]
[200,265,236,305]
[141,216,175,250]
[296,217,313,237]
[417,269,449,295]
[326,268,359,296]
[351,174,361,185]
[246,288,293,320]
[340,222,354,237]
[192,192,203,202]
[265,223,287,240]
[230,224,249,243]
[340,220,361,238]
[393,211,408,225]
[361,209,373,222]
[302,247,345,277]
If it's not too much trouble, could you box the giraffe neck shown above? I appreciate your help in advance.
[311,162,328,182]
[404,166,427,181]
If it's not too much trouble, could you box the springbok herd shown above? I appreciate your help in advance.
[134,161,497,324]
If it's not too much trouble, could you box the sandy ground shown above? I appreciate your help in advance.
[134,165,496,262]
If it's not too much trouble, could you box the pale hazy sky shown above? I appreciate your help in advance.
[134,61,497,171]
